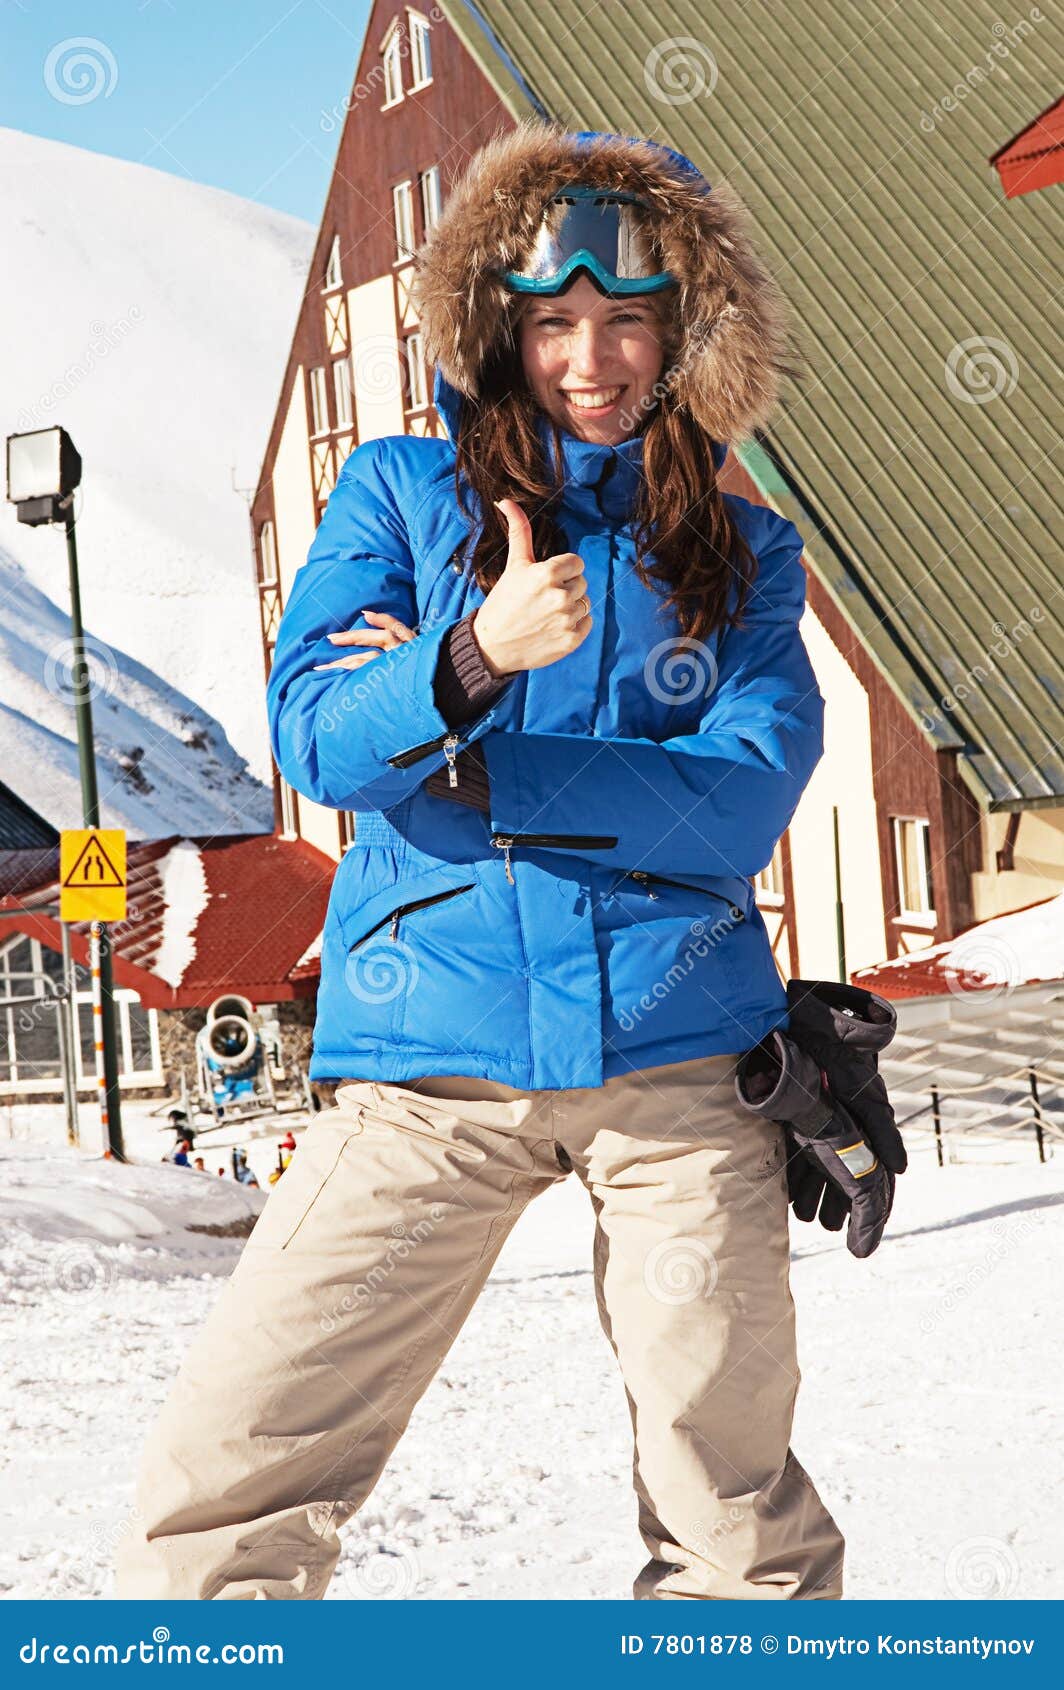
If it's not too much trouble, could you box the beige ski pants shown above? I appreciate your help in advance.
[114,1054,844,1600]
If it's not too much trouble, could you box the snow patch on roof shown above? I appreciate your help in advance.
[862,893,1064,990]
[153,841,210,987]
[294,928,323,970]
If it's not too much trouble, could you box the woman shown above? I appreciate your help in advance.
[116,125,843,1602]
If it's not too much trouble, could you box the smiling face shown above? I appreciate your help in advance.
[516,274,668,445]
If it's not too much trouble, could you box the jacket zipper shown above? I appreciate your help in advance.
[618,869,746,922]
[490,831,619,885]
[387,730,461,772]
[348,883,475,950]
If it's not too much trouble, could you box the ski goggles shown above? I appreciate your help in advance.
[498,185,676,296]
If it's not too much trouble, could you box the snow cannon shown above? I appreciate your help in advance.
[196,994,263,1110]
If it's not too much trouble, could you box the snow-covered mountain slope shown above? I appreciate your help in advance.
[0,126,315,830]
[0,545,273,834]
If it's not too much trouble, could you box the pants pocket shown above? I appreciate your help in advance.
[246,1119,361,1252]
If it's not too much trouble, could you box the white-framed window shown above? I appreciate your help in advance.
[392,179,415,261]
[332,357,353,429]
[892,816,935,918]
[754,841,785,905]
[0,933,162,1092]
[339,812,357,852]
[308,365,329,436]
[323,233,343,291]
[74,988,162,1089]
[278,775,299,840]
[408,10,433,89]
[381,19,404,107]
[257,518,278,586]
[404,330,427,410]
[420,164,442,231]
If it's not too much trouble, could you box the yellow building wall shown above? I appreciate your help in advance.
[270,366,341,862]
[272,367,317,606]
[349,275,407,444]
[787,603,888,980]
[973,806,1064,920]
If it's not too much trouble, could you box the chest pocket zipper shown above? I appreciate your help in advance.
[348,883,476,951]
[616,869,747,923]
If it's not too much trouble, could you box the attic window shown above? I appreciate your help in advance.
[381,20,403,108]
[408,11,433,89]
[323,235,342,291]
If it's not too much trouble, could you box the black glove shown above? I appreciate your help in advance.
[735,979,906,1258]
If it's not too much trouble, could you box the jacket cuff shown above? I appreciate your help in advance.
[433,612,511,729]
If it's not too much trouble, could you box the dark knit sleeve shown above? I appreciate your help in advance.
[424,740,492,811]
[432,611,511,729]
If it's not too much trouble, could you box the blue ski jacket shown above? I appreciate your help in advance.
[266,137,825,1092]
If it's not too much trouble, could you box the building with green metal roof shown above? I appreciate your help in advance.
[249,0,1064,985]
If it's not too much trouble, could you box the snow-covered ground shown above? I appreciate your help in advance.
[0,1099,1061,1602]
[0,125,315,833]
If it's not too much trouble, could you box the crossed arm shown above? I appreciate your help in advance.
[268,439,824,878]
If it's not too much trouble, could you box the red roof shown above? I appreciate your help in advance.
[0,833,334,1008]
[990,96,1064,198]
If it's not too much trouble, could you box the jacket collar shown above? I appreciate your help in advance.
[432,367,725,520]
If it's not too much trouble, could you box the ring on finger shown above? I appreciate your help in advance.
[577,594,590,618]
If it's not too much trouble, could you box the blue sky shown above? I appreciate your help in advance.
[1,0,376,222]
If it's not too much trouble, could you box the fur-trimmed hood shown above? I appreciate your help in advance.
[410,122,791,444]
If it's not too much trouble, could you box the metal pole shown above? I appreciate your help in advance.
[832,805,847,983]
[59,920,79,1147]
[931,1083,943,1167]
[63,502,124,1160]
[1029,1066,1046,1165]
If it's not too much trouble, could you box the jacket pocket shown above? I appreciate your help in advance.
[338,863,482,953]
[611,868,749,924]
[338,867,481,1050]
[346,882,476,951]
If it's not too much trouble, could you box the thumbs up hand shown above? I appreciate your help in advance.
[470,499,592,677]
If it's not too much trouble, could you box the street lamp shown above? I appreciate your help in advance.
[5,426,125,1159]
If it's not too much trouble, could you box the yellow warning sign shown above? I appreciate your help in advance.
[60,829,127,923]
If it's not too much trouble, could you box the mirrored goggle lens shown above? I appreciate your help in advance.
[512,193,663,282]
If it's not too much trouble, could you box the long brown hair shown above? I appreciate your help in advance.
[450,292,757,645]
